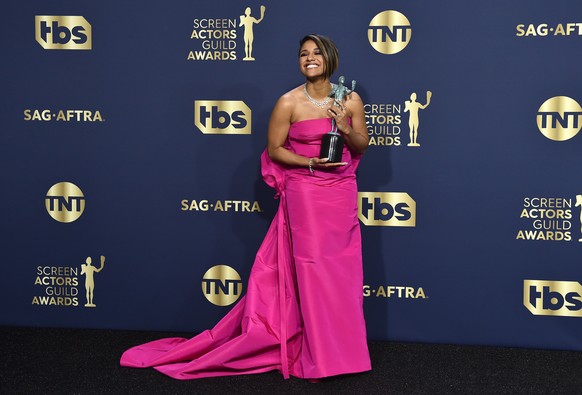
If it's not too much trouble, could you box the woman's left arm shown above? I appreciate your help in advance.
[328,92,369,154]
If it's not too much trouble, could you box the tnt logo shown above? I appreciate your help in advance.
[358,192,416,227]
[45,182,85,223]
[524,280,582,317]
[368,10,412,55]
[194,101,251,134]
[201,265,243,306]
[35,16,92,50]
[537,96,582,141]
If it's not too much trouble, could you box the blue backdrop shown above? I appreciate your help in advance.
[1,0,582,351]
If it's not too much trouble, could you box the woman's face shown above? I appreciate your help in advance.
[299,39,326,79]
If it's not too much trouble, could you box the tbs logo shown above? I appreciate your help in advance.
[35,16,92,50]
[194,101,251,135]
[524,280,582,317]
[358,192,416,227]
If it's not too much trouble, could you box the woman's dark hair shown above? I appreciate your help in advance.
[299,34,339,80]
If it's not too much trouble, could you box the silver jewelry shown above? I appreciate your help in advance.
[308,158,315,175]
[303,84,332,108]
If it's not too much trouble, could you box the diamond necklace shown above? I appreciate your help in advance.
[303,83,333,108]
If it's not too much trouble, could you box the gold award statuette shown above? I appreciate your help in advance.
[320,76,356,163]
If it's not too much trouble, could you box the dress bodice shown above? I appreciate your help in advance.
[261,118,361,193]
[287,118,360,178]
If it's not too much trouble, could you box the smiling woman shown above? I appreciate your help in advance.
[268,34,369,163]
[121,34,371,382]
[299,34,338,80]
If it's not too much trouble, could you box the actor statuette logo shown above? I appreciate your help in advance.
[536,97,582,141]
[524,280,582,317]
[202,265,243,306]
[195,101,251,134]
[45,182,85,223]
[81,256,105,307]
[358,192,416,227]
[35,16,92,50]
[405,91,432,146]
[239,5,266,61]
[368,10,412,55]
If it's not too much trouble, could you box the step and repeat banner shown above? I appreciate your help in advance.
[1,1,582,351]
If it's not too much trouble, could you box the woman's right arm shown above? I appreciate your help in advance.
[267,95,311,167]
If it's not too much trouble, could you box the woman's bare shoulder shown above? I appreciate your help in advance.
[278,85,303,104]
[272,85,304,115]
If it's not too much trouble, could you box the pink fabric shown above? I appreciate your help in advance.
[120,118,371,380]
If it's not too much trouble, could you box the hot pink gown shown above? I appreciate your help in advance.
[120,118,371,379]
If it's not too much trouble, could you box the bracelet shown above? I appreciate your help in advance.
[308,158,314,175]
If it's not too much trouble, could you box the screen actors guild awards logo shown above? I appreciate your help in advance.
[81,255,105,307]
[33,265,79,307]
[188,5,266,61]
[516,196,579,242]
[405,91,432,147]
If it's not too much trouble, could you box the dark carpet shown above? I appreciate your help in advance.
[1,326,581,394]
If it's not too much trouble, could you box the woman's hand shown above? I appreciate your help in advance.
[327,100,352,135]
[328,92,369,154]
[309,157,347,170]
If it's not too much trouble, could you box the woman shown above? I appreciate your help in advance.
[120,34,371,381]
